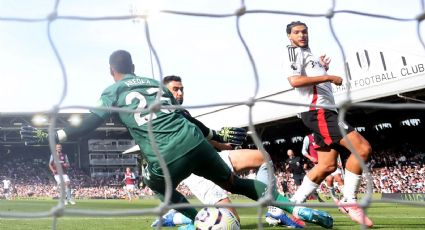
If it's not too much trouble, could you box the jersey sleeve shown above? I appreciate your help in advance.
[285,45,303,76]
[91,86,117,119]
[178,110,211,137]
[56,86,114,142]
[59,113,105,142]
[301,136,309,156]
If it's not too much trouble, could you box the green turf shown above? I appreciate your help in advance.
[0,198,424,229]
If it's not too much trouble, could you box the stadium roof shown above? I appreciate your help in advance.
[0,113,130,145]
[1,47,424,146]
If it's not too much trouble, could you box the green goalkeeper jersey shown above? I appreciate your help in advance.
[92,74,205,176]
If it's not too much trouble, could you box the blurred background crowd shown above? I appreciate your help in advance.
[1,143,424,200]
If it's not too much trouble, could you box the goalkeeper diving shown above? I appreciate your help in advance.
[21,50,333,229]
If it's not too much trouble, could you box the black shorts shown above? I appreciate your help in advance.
[300,109,354,147]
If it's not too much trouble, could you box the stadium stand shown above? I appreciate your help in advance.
[1,144,423,199]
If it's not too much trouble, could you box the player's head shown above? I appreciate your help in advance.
[287,149,295,158]
[126,167,131,172]
[286,21,308,48]
[109,50,135,79]
[55,144,62,154]
[163,75,184,105]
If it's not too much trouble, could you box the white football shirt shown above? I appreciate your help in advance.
[285,45,336,112]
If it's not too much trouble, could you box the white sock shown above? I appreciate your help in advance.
[342,170,361,202]
[290,176,319,204]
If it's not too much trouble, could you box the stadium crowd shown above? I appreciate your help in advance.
[0,152,154,199]
[1,145,424,200]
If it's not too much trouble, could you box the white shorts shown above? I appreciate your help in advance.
[331,167,342,177]
[54,174,70,184]
[182,150,233,205]
[125,184,135,191]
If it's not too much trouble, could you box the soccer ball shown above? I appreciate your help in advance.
[194,207,240,230]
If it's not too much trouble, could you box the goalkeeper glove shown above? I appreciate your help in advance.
[210,127,247,145]
[20,125,49,145]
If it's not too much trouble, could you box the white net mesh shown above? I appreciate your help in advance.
[1,0,425,229]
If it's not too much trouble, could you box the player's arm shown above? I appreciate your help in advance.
[287,75,342,88]
[21,90,114,145]
[301,136,309,156]
[302,149,317,164]
[285,46,341,87]
[58,113,105,142]
[21,113,105,145]
[304,154,317,164]
[178,111,246,145]
[48,156,56,174]
[302,150,317,164]
[301,137,317,163]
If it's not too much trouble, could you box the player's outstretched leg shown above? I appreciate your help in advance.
[227,176,333,228]
[194,142,332,228]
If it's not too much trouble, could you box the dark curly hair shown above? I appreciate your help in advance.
[286,21,308,34]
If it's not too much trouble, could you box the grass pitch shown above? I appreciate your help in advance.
[0,198,424,229]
